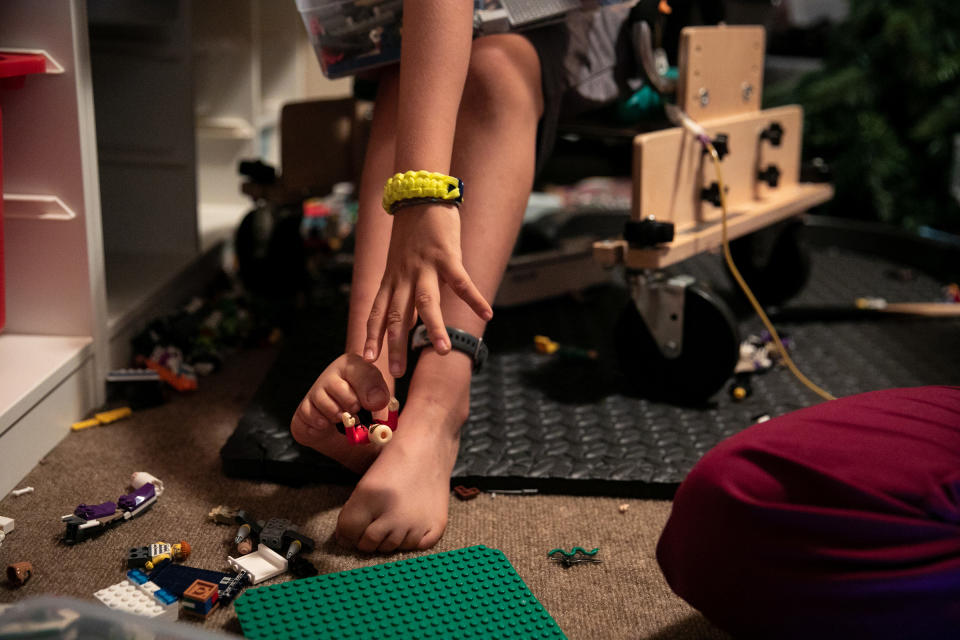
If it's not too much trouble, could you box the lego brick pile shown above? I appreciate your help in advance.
[221,243,960,495]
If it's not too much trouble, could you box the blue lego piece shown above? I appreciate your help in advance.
[126,569,149,585]
[148,563,233,599]
[154,589,178,607]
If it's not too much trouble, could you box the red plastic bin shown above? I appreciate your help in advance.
[0,52,47,333]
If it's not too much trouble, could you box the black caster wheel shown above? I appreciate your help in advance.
[616,281,739,403]
[727,218,810,307]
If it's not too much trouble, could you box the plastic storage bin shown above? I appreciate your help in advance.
[296,0,403,79]
[297,0,632,79]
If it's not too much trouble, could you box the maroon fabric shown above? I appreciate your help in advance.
[657,386,960,639]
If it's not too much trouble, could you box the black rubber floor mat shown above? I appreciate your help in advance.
[221,243,960,497]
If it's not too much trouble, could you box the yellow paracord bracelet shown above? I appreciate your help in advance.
[382,170,463,214]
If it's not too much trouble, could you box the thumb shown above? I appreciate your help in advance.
[340,353,390,411]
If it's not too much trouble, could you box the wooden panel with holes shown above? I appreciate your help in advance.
[677,25,765,119]
[633,105,804,231]
[616,182,834,270]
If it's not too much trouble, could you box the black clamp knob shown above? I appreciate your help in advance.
[758,165,781,188]
[760,122,783,147]
[703,133,729,161]
[700,182,727,207]
[623,217,675,248]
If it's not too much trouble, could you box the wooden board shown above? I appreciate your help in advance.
[593,182,834,270]
[677,25,765,120]
[633,105,804,232]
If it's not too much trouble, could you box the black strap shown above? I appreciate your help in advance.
[411,325,488,372]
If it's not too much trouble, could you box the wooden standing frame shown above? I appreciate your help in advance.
[594,25,833,270]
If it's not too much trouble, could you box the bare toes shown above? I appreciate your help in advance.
[356,520,391,553]
[376,527,411,553]
[417,527,444,550]
[399,527,428,551]
[336,505,376,549]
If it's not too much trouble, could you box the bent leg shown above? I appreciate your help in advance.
[657,386,960,640]
[336,34,544,552]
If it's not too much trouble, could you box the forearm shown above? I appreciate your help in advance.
[394,0,474,173]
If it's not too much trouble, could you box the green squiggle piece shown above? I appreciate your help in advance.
[547,547,599,558]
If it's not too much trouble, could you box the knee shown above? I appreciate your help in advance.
[461,35,544,125]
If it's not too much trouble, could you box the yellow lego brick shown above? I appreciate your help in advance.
[95,407,133,425]
[71,418,101,431]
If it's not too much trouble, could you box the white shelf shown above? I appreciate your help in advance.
[199,202,248,252]
[197,116,256,140]
[0,0,356,494]
[0,334,93,434]
[105,251,196,333]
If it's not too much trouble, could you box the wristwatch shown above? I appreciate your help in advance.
[411,325,488,372]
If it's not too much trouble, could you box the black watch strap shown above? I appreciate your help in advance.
[411,325,488,372]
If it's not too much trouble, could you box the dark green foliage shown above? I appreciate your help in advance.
[766,0,960,232]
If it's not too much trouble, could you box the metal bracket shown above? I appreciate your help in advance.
[627,272,692,359]
[635,21,677,95]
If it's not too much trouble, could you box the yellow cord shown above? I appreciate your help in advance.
[704,142,836,402]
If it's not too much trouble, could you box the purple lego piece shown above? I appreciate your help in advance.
[74,501,117,520]
[118,482,155,511]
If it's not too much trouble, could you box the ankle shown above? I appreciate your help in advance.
[407,352,472,425]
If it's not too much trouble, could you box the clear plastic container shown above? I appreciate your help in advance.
[295,0,404,79]
[0,595,238,640]
[295,0,632,79]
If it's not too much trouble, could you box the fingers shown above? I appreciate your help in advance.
[385,284,415,378]
[290,354,392,448]
[363,286,391,362]
[414,274,449,355]
[339,354,390,410]
[439,259,493,323]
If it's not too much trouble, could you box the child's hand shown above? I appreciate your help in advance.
[362,203,492,377]
[290,354,391,449]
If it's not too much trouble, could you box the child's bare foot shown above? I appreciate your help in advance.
[290,353,393,474]
[335,355,470,552]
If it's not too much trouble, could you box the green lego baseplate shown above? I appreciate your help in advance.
[234,545,567,639]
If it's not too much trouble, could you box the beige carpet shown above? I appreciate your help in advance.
[0,346,729,639]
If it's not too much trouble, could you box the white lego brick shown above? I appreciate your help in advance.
[94,581,177,621]
[0,515,13,534]
[137,580,162,595]
[227,544,288,584]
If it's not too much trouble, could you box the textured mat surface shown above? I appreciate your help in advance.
[221,237,960,496]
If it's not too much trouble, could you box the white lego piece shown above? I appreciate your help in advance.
[94,580,177,621]
[227,544,288,584]
[0,515,13,533]
[129,472,164,496]
[11,487,34,497]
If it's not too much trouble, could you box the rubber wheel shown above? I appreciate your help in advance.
[616,281,739,403]
[727,218,810,306]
